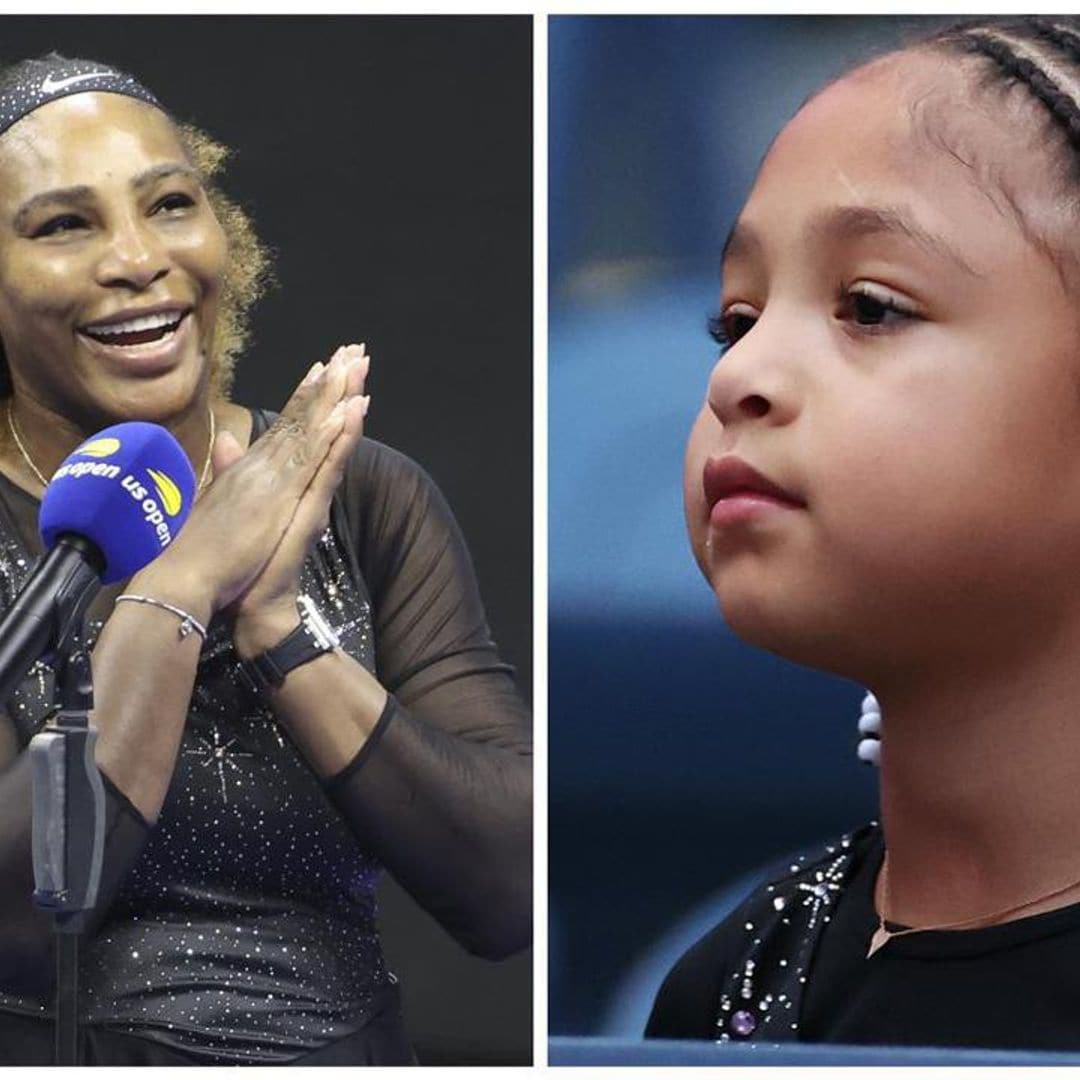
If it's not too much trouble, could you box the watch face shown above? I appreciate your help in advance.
[298,594,340,650]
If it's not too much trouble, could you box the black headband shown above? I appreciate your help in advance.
[0,57,162,138]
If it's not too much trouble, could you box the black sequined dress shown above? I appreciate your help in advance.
[647,822,1080,1050]
[0,408,532,1064]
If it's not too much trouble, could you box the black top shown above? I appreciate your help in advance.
[0,408,532,1064]
[647,823,1080,1051]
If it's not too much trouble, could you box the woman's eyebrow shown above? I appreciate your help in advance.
[721,204,981,278]
[130,162,201,192]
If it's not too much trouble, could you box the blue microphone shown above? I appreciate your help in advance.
[39,421,196,583]
[0,422,196,704]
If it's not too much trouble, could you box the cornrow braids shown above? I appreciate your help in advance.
[945,31,1080,178]
[1023,17,1080,68]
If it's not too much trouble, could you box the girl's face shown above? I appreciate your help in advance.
[0,92,227,427]
[685,50,1080,679]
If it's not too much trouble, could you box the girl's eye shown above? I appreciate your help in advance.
[841,286,919,330]
[33,213,87,238]
[708,308,758,352]
[153,192,196,214]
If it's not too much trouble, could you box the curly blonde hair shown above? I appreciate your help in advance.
[172,120,274,398]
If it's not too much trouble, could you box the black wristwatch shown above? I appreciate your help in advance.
[238,594,340,694]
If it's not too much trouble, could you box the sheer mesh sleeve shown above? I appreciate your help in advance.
[324,439,532,959]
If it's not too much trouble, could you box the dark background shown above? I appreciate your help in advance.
[0,15,532,1065]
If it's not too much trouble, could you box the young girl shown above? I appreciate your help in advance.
[648,16,1080,1049]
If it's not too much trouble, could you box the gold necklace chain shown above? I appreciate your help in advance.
[868,852,1080,958]
[6,399,215,493]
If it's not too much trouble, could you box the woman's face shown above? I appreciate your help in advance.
[0,92,227,426]
[684,49,1080,678]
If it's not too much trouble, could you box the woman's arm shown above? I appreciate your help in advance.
[233,440,532,959]
[0,570,208,995]
[0,348,368,992]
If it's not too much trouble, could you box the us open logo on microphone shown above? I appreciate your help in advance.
[63,435,183,548]
[53,437,124,481]
[120,469,183,547]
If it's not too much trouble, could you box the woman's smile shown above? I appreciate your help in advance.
[77,304,194,376]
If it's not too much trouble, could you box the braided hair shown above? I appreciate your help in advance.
[925,18,1080,180]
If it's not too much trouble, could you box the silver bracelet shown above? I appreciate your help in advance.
[114,594,208,642]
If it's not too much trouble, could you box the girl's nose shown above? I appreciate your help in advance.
[706,323,800,430]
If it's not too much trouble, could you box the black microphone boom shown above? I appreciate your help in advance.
[0,533,104,707]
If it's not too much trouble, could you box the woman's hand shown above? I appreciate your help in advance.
[226,345,370,658]
[145,343,368,620]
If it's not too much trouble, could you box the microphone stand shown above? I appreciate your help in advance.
[26,538,104,1067]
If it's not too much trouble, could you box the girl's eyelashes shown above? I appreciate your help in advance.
[838,282,921,333]
[708,283,921,355]
[707,307,758,353]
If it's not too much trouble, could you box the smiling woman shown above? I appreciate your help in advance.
[0,51,531,1066]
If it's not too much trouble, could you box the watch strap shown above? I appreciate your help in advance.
[239,595,339,693]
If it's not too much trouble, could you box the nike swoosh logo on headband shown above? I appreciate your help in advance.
[40,71,116,94]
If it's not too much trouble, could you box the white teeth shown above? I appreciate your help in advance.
[85,310,183,336]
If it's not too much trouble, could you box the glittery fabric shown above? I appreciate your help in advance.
[0,414,398,1063]
[0,56,161,138]
[707,831,862,1043]
[647,826,870,1044]
[649,823,1080,1050]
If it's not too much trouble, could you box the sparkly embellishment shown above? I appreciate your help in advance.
[705,830,864,1044]
[796,858,845,928]
[731,1010,757,1037]
[0,484,391,1060]
[0,59,162,139]
[183,724,254,804]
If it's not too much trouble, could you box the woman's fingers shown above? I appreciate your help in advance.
[260,344,368,478]
[227,390,369,624]
[280,343,366,420]
[277,396,369,561]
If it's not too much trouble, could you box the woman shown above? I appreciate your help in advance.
[646,15,1080,1051]
[0,54,531,1065]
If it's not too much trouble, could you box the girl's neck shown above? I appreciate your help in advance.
[875,619,1080,929]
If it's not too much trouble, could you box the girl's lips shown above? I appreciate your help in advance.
[703,455,806,528]
[709,491,801,528]
[77,310,193,376]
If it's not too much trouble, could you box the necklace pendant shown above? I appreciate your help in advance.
[866,924,892,959]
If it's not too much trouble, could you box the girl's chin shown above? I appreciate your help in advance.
[714,577,857,673]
